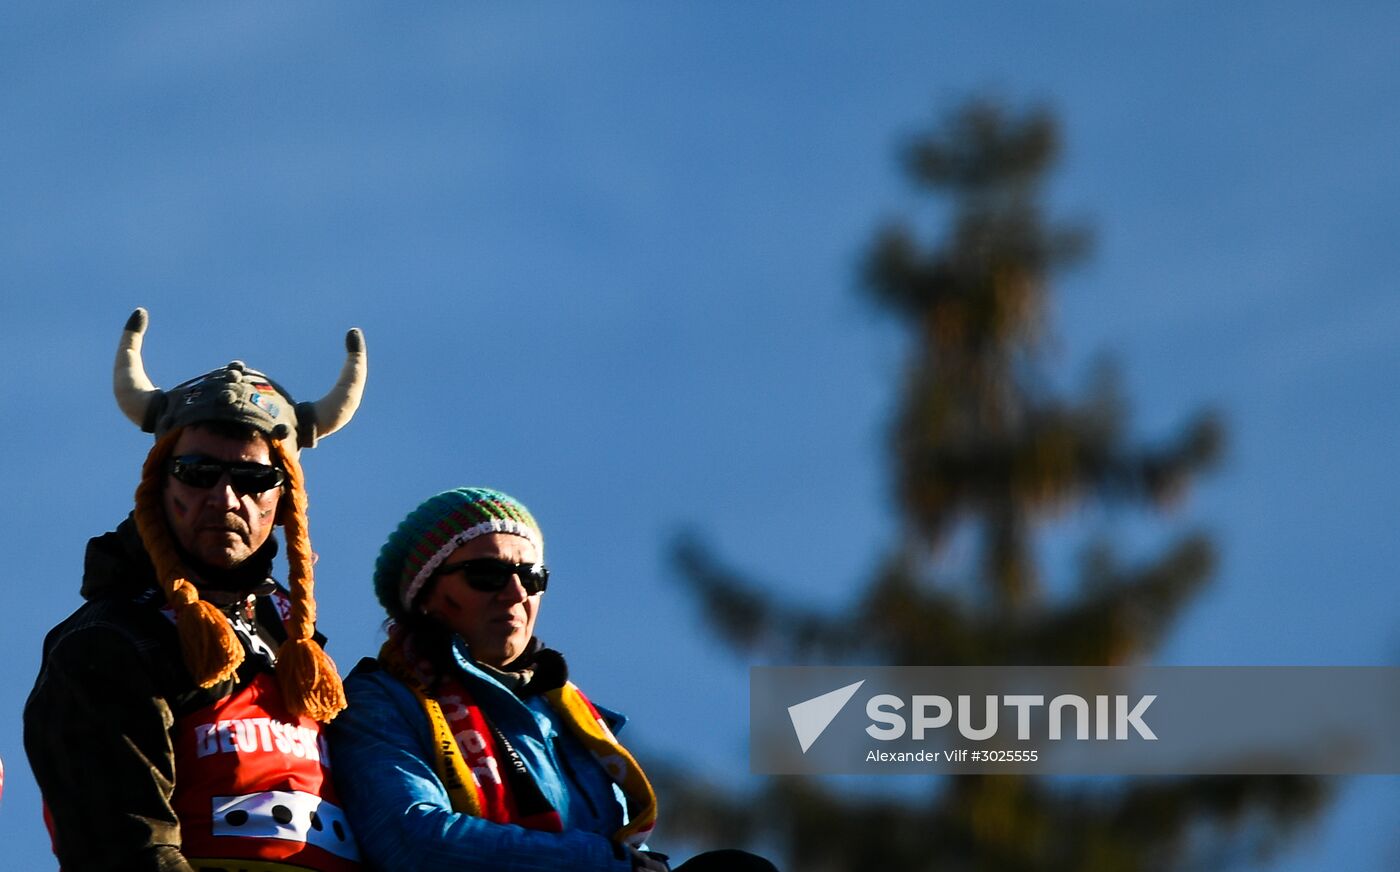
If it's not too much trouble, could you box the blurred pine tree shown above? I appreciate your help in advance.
[663,98,1326,872]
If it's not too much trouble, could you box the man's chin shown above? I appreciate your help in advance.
[193,550,245,570]
[191,534,249,562]
[190,539,251,570]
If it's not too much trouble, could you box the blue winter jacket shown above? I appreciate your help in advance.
[328,637,637,872]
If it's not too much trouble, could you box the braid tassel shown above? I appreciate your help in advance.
[272,440,347,723]
[134,431,244,687]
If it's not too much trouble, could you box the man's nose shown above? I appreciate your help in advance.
[207,474,242,510]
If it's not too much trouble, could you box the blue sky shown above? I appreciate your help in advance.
[2,4,1397,869]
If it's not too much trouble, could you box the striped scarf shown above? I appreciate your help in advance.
[378,633,657,847]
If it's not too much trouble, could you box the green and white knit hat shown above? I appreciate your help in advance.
[375,487,544,619]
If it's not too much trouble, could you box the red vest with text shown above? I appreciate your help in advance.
[171,670,360,872]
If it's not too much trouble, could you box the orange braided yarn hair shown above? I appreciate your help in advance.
[270,437,347,723]
[133,429,346,723]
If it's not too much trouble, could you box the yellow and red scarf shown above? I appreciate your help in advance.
[378,634,657,847]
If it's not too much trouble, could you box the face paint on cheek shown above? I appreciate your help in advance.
[171,496,190,518]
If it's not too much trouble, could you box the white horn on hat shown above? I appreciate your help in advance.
[308,328,367,442]
[113,307,164,430]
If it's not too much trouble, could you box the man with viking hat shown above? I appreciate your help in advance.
[24,308,367,872]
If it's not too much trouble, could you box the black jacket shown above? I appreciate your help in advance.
[24,516,294,872]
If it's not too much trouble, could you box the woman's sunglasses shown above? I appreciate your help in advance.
[434,558,550,595]
[167,455,287,495]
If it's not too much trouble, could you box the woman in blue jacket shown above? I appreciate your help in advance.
[329,487,775,872]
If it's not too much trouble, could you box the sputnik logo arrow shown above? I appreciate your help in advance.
[787,680,865,753]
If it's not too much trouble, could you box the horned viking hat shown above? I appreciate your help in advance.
[114,307,367,723]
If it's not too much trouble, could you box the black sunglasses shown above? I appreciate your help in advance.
[434,558,550,595]
[168,455,287,495]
